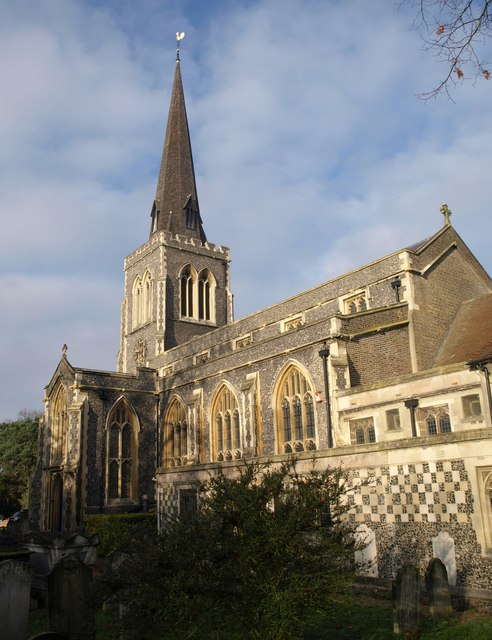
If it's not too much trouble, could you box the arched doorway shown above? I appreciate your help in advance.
[50,474,63,531]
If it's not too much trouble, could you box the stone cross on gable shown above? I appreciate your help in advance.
[440,203,452,226]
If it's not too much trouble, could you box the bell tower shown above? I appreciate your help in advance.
[117,39,234,374]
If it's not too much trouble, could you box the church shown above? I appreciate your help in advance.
[31,49,492,591]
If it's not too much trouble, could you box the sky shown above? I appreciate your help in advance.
[1,0,491,421]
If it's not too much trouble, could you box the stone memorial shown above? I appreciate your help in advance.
[393,564,420,637]
[0,559,33,640]
[432,531,456,586]
[47,554,95,640]
[425,558,452,619]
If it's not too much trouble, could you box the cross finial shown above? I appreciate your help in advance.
[176,32,185,61]
[440,203,452,226]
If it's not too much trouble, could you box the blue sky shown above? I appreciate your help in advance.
[1,0,491,421]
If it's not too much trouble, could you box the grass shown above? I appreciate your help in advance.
[29,600,492,639]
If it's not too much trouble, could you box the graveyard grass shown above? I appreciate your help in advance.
[28,600,492,639]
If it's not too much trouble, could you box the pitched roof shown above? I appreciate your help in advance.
[434,292,492,366]
[150,60,206,242]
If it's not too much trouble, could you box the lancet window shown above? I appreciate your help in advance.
[164,398,188,467]
[276,364,316,454]
[132,271,153,329]
[51,385,68,465]
[212,385,241,461]
[107,399,138,502]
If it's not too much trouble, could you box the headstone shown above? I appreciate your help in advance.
[355,524,378,577]
[432,531,456,585]
[393,564,420,637]
[47,554,95,640]
[0,559,33,640]
[426,558,452,619]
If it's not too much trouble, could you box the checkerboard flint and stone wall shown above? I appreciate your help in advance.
[348,459,492,589]
[158,456,492,589]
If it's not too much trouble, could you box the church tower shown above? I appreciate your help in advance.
[118,47,234,374]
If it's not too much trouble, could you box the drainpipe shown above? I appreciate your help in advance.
[404,398,419,437]
[318,343,333,449]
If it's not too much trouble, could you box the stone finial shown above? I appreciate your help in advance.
[440,203,452,226]
[62,344,68,357]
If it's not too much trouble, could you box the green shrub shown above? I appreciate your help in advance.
[85,512,156,557]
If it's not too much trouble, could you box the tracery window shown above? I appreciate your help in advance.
[132,271,153,329]
[179,265,216,323]
[164,398,188,467]
[349,417,376,445]
[51,385,68,465]
[212,385,242,461]
[344,293,367,314]
[107,399,138,502]
[276,365,317,454]
[417,405,452,436]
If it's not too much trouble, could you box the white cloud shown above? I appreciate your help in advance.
[0,0,491,420]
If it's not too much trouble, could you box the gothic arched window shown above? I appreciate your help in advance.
[164,398,188,467]
[51,385,68,465]
[180,265,196,319]
[142,271,153,324]
[212,385,241,461]
[198,269,215,322]
[132,275,142,329]
[106,399,138,502]
[276,365,317,454]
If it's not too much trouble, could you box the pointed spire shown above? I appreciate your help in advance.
[150,43,206,242]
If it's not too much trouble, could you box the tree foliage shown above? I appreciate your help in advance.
[405,0,492,97]
[0,411,40,516]
[107,459,367,640]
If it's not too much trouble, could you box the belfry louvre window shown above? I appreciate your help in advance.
[179,265,216,323]
[51,385,68,465]
[276,365,316,454]
[132,271,153,329]
[212,385,241,461]
[180,265,196,318]
[107,400,137,502]
[418,406,452,436]
[349,417,376,445]
[164,398,188,467]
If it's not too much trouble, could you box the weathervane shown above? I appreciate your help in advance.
[176,31,185,61]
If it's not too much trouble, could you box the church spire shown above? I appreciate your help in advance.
[150,38,206,242]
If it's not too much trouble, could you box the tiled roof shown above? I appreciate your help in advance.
[434,292,492,366]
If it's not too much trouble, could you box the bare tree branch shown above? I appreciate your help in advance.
[404,0,492,98]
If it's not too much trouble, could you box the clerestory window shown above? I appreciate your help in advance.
[164,398,188,467]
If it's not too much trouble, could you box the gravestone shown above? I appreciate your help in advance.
[0,559,33,640]
[426,558,452,619]
[393,564,420,637]
[432,531,456,585]
[47,554,95,640]
[355,524,378,577]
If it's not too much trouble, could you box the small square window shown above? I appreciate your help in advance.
[462,394,482,419]
[386,409,401,431]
